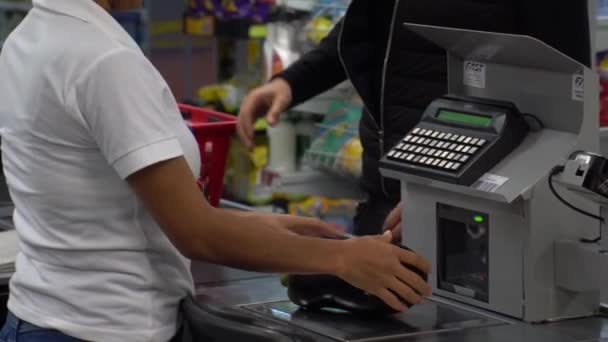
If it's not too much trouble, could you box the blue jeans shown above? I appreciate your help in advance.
[0,311,81,342]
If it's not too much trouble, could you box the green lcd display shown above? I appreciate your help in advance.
[437,110,493,127]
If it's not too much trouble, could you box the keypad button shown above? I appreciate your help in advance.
[446,162,454,169]
[460,155,469,163]
[439,160,447,168]
[388,151,396,157]
[418,129,427,135]
[470,138,479,145]
[400,153,409,160]
[455,145,464,152]
[448,153,456,160]
[412,137,422,144]
[438,142,446,148]
[415,147,423,153]
[431,131,440,138]
[429,149,437,155]
[424,139,432,145]
[412,128,421,134]
[406,154,415,161]
[429,140,438,147]
[449,143,458,151]
[450,135,459,141]
[422,148,430,155]
[441,151,449,158]
[469,147,479,154]
[434,150,443,157]
[438,133,446,139]
[444,133,453,140]
[462,146,471,153]
[395,152,403,158]
[413,155,422,163]
[419,157,428,164]
[404,135,413,142]
[402,144,410,151]
[452,163,461,170]
[457,136,466,142]
[477,139,486,146]
[407,145,416,152]
[432,159,441,166]
[397,143,404,149]
[464,137,472,144]
[424,130,433,137]
[426,158,435,165]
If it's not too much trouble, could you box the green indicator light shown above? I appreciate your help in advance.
[474,215,484,223]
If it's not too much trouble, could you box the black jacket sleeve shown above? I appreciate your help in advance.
[520,1,591,67]
[275,19,348,107]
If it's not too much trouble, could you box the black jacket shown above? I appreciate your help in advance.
[278,0,591,200]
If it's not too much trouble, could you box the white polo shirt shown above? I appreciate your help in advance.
[0,1,200,341]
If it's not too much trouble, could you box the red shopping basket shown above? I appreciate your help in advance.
[180,104,237,207]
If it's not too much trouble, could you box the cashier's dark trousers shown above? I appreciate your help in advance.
[0,311,184,342]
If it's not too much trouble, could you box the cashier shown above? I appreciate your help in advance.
[0,1,432,341]
[238,0,591,240]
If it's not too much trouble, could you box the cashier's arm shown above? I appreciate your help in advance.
[127,156,432,311]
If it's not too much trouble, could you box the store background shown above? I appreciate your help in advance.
[1,0,607,232]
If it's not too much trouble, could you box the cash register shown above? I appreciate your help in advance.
[381,95,529,186]
[186,24,608,342]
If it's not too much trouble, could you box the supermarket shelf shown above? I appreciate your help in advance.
[271,169,364,199]
[0,0,31,12]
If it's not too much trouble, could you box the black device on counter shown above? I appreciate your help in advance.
[380,95,529,186]
[286,245,428,316]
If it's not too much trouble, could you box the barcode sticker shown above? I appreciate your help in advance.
[572,74,584,101]
[463,61,486,89]
[472,173,509,193]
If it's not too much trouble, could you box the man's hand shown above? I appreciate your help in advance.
[383,202,402,243]
[238,78,292,149]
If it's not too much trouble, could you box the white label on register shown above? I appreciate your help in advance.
[572,74,584,101]
[473,173,509,193]
[463,61,486,89]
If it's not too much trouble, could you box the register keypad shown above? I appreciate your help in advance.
[387,128,488,173]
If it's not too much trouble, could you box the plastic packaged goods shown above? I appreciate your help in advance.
[267,118,297,174]
[304,101,363,178]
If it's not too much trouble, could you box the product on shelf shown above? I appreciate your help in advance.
[267,117,297,174]
[304,100,363,178]
[224,136,274,204]
[303,0,348,44]
[288,196,357,234]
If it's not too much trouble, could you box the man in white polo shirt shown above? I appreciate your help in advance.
[0,1,431,341]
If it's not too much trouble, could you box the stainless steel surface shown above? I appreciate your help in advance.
[245,299,508,342]
[195,276,608,342]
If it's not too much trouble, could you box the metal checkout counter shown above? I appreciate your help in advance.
[184,25,608,341]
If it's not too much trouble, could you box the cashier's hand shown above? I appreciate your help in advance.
[383,202,402,243]
[238,78,292,149]
[338,232,432,312]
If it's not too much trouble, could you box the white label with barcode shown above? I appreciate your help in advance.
[472,173,509,193]
[463,61,486,89]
